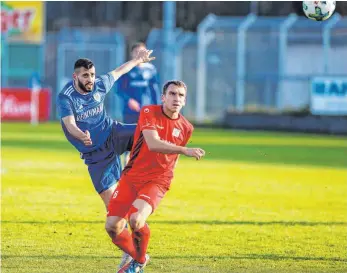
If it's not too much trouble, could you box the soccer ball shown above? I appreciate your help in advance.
[302,1,336,21]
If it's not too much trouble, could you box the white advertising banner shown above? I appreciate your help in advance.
[311,77,347,115]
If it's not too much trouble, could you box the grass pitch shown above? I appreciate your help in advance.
[1,123,347,272]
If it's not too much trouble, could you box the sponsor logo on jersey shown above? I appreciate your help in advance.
[172,128,181,137]
[156,124,164,130]
[76,104,103,121]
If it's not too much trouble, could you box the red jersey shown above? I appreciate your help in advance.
[123,105,194,184]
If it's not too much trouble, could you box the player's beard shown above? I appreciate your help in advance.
[77,78,93,93]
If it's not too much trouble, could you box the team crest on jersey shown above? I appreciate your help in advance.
[172,128,181,137]
[93,92,101,102]
[144,108,150,113]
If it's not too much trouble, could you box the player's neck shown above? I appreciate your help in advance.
[162,106,179,120]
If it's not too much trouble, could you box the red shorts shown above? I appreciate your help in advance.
[107,176,170,218]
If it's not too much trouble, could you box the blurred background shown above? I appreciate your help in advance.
[1,1,347,134]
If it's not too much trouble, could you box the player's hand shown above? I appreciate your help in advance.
[136,49,155,63]
[184,148,205,160]
[128,98,141,112]
[81,130,92,146]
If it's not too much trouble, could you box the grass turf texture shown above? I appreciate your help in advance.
[2,123,347,272]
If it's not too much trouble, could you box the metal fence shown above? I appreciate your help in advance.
[146,28,197,119]
[1,39,45,88]
[195,13,347,122]
[3,14,347,123]
[45,28,126,119]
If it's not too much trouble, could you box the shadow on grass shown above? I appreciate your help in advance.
[155,254,347,262]
[2,254,346,263]
[2,139,347,168]
[2,220,346,226]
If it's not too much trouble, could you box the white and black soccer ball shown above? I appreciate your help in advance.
[302,1,336,21]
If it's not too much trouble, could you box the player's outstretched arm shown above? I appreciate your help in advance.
[184,147,206,160]
[110,50,155,81]
[142,130,205,160]
[62,115,92,146]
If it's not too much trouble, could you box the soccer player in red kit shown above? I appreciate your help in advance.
[105,80,205,273]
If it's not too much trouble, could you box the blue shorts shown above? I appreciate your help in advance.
[81,121,136,194]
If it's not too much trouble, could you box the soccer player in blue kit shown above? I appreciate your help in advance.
[57,49,155,268]
[117,42,160,124]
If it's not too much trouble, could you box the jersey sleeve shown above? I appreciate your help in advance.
[138,107,157,131]
[57,95,73,118]
[182,126,194,146]
[99,72,116,93]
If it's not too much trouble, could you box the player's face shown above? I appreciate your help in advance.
[162,84,186,114]
[74,66,96,93]
[131,45,146,59]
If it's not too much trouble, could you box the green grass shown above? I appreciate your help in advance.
[1,122,347,272]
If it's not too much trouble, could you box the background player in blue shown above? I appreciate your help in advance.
[116,42,160,124]
[57,49,155,268]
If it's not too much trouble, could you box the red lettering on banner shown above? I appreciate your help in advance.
[23,10,33,29]
[1,9,34,33]
[1,11,8,32]
[12,10,20,29]
[0,88,51,121]
[1,94,31,116]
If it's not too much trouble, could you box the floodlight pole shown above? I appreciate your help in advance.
[162,1,176,84]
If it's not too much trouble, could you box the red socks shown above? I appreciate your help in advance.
[112,228,137,259]
[132,223,151,264]
[112,205,151,264]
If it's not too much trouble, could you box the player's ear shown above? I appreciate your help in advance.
[72,72,77,80]
[161,94,165,104]
[182,90,187,106]
[181,95,186,107]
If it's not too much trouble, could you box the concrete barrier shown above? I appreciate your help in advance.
[224,113,347,135]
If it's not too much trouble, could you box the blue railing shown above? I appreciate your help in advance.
[194,13,347,122]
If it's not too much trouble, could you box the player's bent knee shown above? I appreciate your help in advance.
[129,212,145,231]
[105,217,126,237]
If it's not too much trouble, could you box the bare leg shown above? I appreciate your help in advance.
[105,216,137,259]
[99,183,117,210]
[101,184,133,268]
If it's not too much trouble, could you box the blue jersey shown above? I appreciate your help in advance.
[116,63,160,113]
[57,73,115,153]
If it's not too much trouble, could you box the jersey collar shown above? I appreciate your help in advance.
[161,105,181,121]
